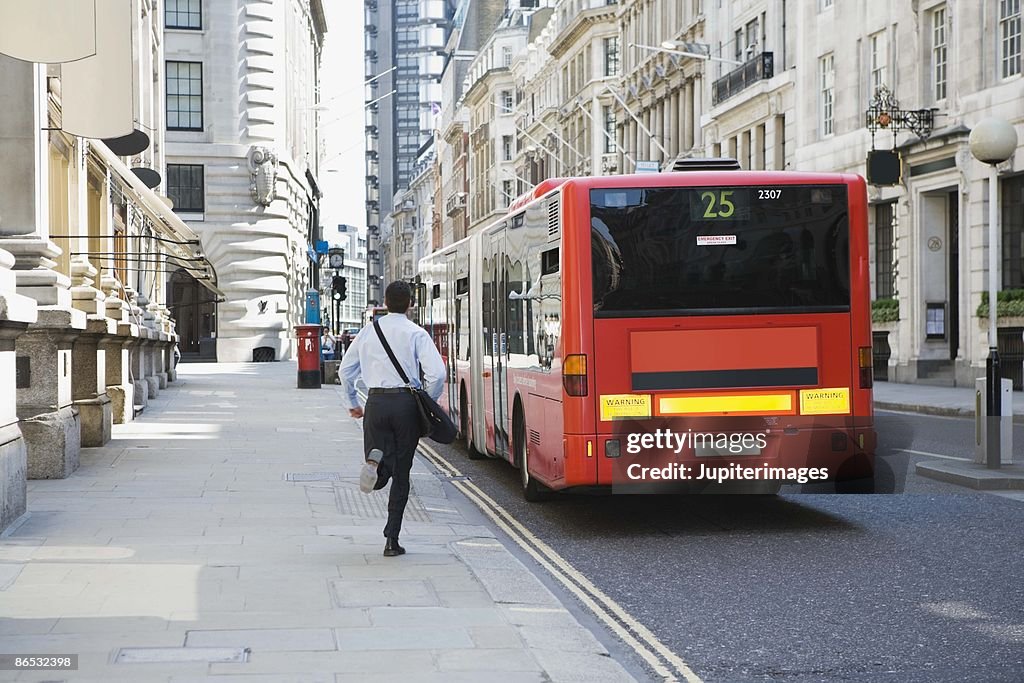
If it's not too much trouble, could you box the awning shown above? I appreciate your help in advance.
[88,140,224,299]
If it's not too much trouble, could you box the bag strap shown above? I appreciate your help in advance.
[372,318,412,387]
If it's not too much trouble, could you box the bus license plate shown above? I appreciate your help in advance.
[694,443,762,457]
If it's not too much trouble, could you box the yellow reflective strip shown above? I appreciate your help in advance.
[658,394,793,415]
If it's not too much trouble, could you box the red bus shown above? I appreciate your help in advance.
[419,168,876,499]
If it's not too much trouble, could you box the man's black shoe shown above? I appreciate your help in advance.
[383,538,405,557]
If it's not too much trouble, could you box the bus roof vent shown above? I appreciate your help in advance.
[547,197,559,239]
[671,157,741,172]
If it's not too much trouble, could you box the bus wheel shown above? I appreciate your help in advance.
[461,386,485,460]
[514,405,548,502]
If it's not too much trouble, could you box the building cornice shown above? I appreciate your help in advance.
[548,7,616,59]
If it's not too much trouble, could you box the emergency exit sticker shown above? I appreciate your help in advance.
[600,394,652,421]
[799,387,850,415]
[697,235,737,246]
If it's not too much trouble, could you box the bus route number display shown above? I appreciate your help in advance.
[689,187,779,221]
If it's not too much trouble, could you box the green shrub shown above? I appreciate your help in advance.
[871,298,899,323]
[977,289,1024,318]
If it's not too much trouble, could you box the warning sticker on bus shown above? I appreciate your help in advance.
[696,235,737,246]
[600,394,652,421]
[799,387,850,415]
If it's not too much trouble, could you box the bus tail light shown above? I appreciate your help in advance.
[858,346,873,389]
[563,354,587,396]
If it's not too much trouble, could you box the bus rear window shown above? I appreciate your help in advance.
[590,185,850,316]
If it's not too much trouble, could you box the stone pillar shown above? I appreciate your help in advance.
[0,247,37,531]
[71,317,114,447]
[101,323,136,424]
[16,310,83,479]
[129,332,148,411]
[165,333,178,383]
[669,91,680,158]
[2,56,85,480]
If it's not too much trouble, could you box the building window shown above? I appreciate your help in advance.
[165,0,201,29]
[819,53,834,137]
[604,37,620,76]
[166,164,205,213]
[502,135,513,161]
[500,90,513,113]
[603,105,616,153]
[502,180,514,208]
[502,46,513,67]
[932,7,947,101]
[1001,0,1022,78]
[870,31,887,93]
[1003,175,1024,289]
[874,202,896,298]
[166,61,203,131]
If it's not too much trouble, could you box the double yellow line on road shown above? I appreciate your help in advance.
[416,441,703,683]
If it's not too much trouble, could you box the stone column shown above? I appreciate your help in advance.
[669,91,680,159]
[16,311,83,479]
[71,317,114,447]
[128,331,148,411]
[2,56,85,480]
[0,247,37,531]
[101,323,136,424]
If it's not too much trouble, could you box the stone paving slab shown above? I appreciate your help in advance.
[0,362,636,681]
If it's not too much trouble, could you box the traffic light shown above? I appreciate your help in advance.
[332,275,347,301]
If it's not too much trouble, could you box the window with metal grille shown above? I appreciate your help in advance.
[603,105,616,153]
[874,202,896,298]
[166,164,205,213]
[166,61,203,131]
[165,0,201,29]
[1001,0,1022,78]
[1002,174,1024,288]
[603,37,619,76]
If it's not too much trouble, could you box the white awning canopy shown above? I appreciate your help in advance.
[0,0,97,64]
[59,0,134,139]
[88,140,224,299]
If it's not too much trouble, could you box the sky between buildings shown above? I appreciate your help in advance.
[318,0,367,234]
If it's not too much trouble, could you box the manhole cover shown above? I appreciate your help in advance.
[284,472,342,482]
[334,487,431,522]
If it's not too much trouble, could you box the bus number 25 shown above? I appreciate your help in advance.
[700,190,735,219]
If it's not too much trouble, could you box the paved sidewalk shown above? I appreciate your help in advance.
[873,381,1024,422]
[0,362,635,682]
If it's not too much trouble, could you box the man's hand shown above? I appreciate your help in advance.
[349,407,364,419]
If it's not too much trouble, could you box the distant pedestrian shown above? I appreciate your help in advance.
[173,343,181,368]
[339,281,446,556]
[321,333,336,361]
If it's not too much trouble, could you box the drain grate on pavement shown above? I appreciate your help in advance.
[334,486,431,522]
[284,472,342,482]
[113,647,250,664]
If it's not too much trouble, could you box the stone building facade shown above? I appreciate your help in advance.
[425,0,1024,390]
[164,0,327,363]
[1,0,203,532]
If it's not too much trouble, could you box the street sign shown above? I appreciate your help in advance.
[634,160,660,173]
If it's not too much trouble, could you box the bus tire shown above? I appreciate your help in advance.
[514,402,549,502]
[461,385,485,460]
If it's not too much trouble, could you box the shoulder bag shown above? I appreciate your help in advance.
[372,318,458,444]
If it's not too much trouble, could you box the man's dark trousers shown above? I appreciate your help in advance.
[363,391,420,539]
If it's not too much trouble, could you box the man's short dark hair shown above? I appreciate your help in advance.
[385,280,412,313]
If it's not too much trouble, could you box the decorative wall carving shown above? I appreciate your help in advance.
[247,146,278,206]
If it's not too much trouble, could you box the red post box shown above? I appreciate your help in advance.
[295,324,322,388]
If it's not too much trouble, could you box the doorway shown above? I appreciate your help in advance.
[168,269,217,361]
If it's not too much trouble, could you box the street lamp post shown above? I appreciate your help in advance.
[968,118,1018,469]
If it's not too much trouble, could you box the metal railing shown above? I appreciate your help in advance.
[712,52,774,106]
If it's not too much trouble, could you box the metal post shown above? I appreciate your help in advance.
[987,172,1001,469]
